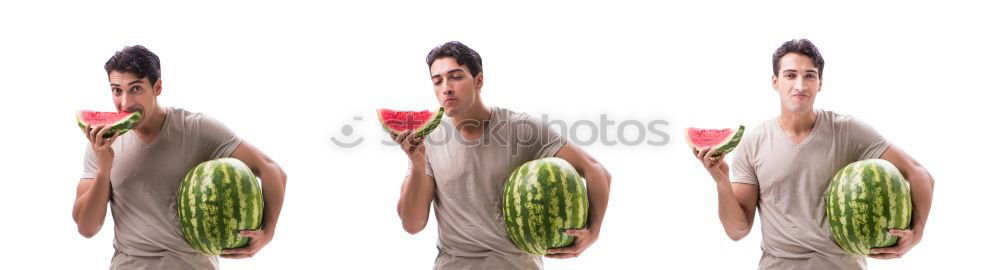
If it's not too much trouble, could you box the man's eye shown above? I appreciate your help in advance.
[113,89,123,95]
[450,75,462,79]
[131,86,141,92]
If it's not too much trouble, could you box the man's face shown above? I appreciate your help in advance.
[109,70,160,127]
[772,53,822,113]
[430,57,483,117]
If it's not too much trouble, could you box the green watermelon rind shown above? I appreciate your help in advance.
[76,111,142,138]
[502,157,589,255]
[685,125,745,157]
[825,159,912,255]
[376,107,445,137]
[178,158,264,255]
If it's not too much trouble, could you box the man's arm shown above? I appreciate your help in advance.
[394,130,436,234]
[545,143,611,258]
[717,182,758,241]
[72,124,119,238]
[73,176,111,238]
[221,142,287,259]
[694,147,758,241]
[870,144,935,259]
[397,165,436,234]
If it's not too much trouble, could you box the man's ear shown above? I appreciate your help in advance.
[771,75,779,92]
[475,73,484,91]
[154,79,162,96]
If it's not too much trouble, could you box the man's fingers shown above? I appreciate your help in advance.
[564,229,587,237]
[87,124,102,143]
[889,229,909,238]
[697,147,709,159]
[547,244,581,254]
[394,130,410,144]
[94,125,114,144]
[405,130,423,145]
[106,132,121,145]
[220,253,254,259]
[240,230,263,238]
[544,253,579,259]
[868,253,901,260]
[222,245,255,255]
[704,148,718,161]
[547,247,572,254]
[870,246,901,255]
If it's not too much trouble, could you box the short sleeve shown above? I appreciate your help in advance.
[847,117,890,160]
[196,115,242,159]
[730,134,758,185]
[424,157,434,177]
[81,145,99,179]
[514,115,567,160]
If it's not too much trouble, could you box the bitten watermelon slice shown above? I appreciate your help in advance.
[76,110,142,138]
[377,107,444,137]
[686,125,745,157]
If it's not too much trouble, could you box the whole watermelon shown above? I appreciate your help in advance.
[178,158,264,255]
[502,157,589,255]
[826,159,912,255]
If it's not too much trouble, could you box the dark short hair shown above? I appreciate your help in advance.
[426,41,483,77]
[772,39,825,79]
[105,45,161,84]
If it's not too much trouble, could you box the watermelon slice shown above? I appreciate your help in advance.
[77,110,142,138]
[377,107,445,137]
[686,125,745,157]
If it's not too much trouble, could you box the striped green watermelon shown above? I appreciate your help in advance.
[826,159,912,255]
[76,110,142,138]
[502,157,589,255]
[178,158,264,255]
[685,125,745,157]
[376,107,444,137]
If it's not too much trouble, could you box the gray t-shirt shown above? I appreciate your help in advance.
[730,110,890,270]
[81,107,241,269]
[422,107,567,270]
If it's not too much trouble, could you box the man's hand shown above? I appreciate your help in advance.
[692,146,729,181]
[392,130,425,163]
[221,229,274,259]
[84,123,120,168]
[545,228,598,259]
[869,229,921,259]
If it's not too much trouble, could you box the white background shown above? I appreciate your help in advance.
[1,1,996,269]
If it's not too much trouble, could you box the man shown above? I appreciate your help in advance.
[73,45,287,269]
[693,39,935,269]
[394,41,612,269]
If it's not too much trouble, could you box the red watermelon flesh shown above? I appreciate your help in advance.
[77,110,142,138]
[79,111,134,124]
[376,107,444,137]
[686,125,745,157]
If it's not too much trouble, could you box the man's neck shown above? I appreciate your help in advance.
[778,108,818,137]
[133,106,167,143]
[453,103,491,140]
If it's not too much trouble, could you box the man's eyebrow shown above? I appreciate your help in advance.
[431,68,466,78]
[111,80,145,87]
